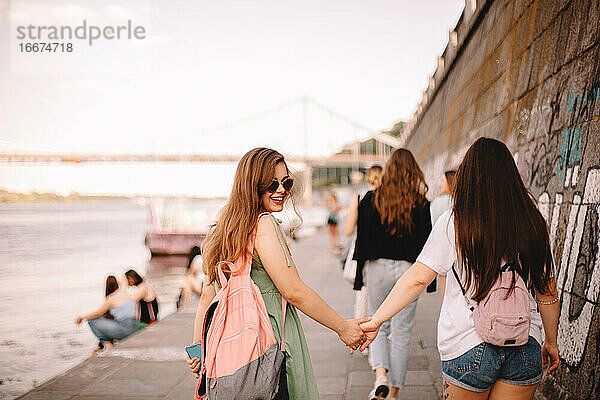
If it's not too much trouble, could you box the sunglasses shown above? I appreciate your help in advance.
[266,177,294,193]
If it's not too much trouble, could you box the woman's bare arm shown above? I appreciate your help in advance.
[255,216,366,348]
[536,277,560,374]
[359,262,437,351]
[75,300,111,324]
[193,278,216,344]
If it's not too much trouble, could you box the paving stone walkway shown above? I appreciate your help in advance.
[17,231,443,400]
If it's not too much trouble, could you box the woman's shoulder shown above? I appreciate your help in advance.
[358,190,375,207]
[107,290,127,305]
[257,212,279,232]
[256,213,286,246]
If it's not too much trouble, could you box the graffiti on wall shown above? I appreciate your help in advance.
[519,76,600,373]
[538,167,600,366]
[557,87,600,183]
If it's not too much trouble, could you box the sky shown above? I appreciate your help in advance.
[0,0,464,157]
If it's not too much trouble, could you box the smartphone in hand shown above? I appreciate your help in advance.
[185,343,202,362]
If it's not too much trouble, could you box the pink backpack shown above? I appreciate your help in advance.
[195,220,287,400]
[452,260,531,346]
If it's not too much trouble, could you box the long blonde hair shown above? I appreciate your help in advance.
[202,147,295,284]
[374,149,428,236]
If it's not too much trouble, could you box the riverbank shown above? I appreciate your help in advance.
[0,190,232,204]
[0,190,130,204]
[15,231,445,400]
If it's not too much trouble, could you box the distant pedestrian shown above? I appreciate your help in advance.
[125,269,159,325]
[178,246,204,308]
[359,138,560,400]
[343,165,382,321]
[430,170,456,225]
[327,193,341,251]
[353,149,431,400]
[75,275,139,358]
[428,169,456,294]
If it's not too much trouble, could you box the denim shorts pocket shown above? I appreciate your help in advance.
[522,337,542,371]
[446,343,486,373]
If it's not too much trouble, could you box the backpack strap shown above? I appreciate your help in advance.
[258,212,290,353]
[452,259,526,313]
[451,263,475,312]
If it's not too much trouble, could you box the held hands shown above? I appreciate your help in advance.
[541,342,560,375]
[338,318,371,353]
[358,319,380,352]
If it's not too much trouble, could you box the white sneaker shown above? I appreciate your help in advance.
[368,375,389,400]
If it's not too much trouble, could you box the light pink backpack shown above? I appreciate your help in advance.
[452,260,531,346]
[195,219,287,400]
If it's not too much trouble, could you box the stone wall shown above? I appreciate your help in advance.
[401,0,600,398]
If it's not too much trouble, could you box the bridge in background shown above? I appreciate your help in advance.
[1,97,399,191]
[0,152,387,166]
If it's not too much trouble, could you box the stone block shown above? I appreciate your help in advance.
[316,377,346,395]
[80,378,177,398]
[404,370,434,386]
[397,385,439,400]
[345,385,372,400]
[36,358,132,392]
[17,392,77,400]
[347,371,373,387]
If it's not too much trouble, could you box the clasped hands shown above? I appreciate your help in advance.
[337,318,380,353]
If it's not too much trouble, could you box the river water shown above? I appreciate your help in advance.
[0,199,226,400]
[0,198,329,399]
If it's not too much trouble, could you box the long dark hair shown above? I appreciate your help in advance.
[105,275,119,297]
[453,138,554,302]
[374,149,428,236]
[125,269,143,286]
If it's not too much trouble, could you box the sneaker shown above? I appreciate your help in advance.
[368,375,389,400]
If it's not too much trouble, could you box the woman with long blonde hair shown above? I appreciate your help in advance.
[186,147,368,399]
[353,149,431,400]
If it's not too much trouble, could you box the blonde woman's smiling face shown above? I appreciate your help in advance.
[261,161,290,213]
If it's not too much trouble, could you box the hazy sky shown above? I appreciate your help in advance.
[0,0,464,156]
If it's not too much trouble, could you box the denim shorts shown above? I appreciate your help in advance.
[442,336,543,392]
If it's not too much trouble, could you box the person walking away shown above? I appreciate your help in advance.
[186,147,368,399]
[125,269,159,325]
[359,138,560,400]
[343,165,382,321]
[327,193,341,251]
[429,170,456,294]
[353,149,431,400]
[74,275,139,358]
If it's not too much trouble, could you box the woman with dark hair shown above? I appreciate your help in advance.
[75,275,139,358]
[125,269,159,325]
[359,138,560,400]
[353,149,432,400]
[179,246,204,308]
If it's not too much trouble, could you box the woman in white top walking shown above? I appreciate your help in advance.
[359,138,560,399]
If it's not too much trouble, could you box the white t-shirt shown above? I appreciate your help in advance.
[416,210,544,361]
[430,194,452,226]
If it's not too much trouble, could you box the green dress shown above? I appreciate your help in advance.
[250,216,320,400]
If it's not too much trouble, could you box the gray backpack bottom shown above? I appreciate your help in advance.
[207,343,285,400]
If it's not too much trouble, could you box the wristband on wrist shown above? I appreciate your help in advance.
[536,296,559,305]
